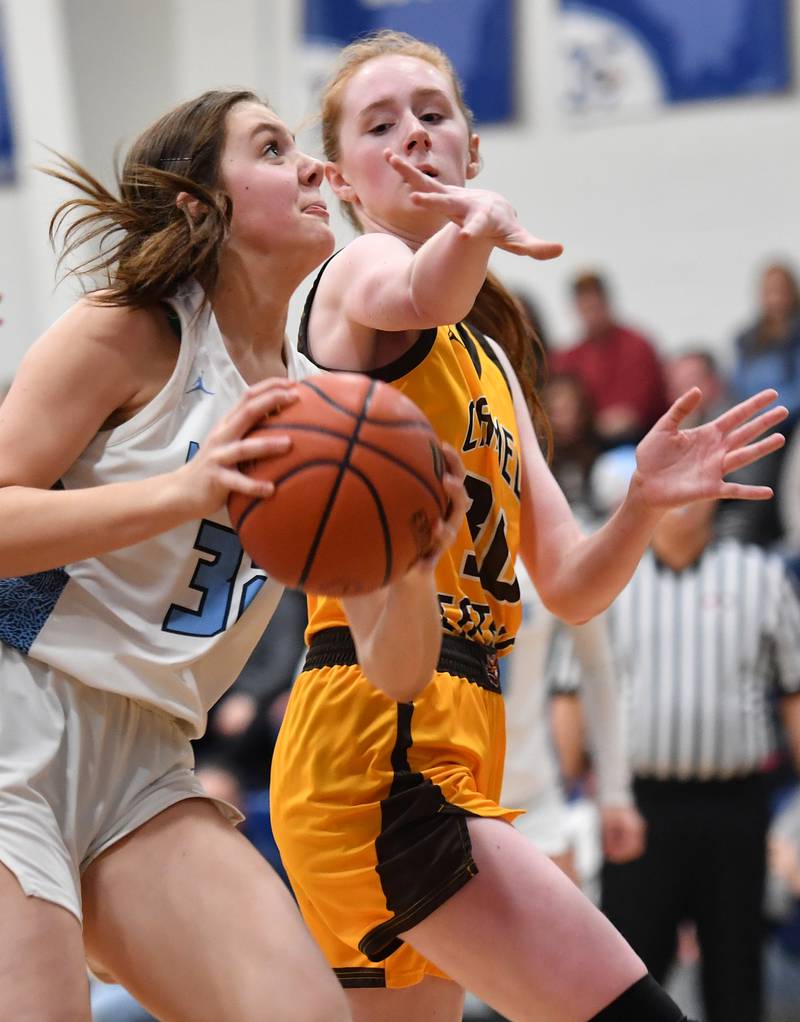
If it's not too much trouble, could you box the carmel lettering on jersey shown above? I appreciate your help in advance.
[462,396,521,498]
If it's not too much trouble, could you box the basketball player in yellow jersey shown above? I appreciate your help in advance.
[270,31,786,1022]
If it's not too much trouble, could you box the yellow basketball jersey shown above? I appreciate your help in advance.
[299,317,523,654]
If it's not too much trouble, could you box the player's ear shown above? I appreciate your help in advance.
[466,133,481,180]
[325,162,357,203]
[175,191,208,222]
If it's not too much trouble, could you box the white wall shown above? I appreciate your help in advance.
[485,0,800,365]
[0,0,798,380]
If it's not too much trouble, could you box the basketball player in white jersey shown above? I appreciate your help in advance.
[0,89,465,1022]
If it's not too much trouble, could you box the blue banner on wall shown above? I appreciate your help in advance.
[560,0,791,116]
[0,4,14,183]
[304,0,515,124]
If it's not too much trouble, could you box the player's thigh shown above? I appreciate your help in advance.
[402,817,647,1022]
[347,975,464,1022]
[82,798,349,1022]
[0,863,91,1022]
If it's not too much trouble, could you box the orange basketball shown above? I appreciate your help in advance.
[227,372,449,595]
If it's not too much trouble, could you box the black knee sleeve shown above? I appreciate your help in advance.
[588,974,696,1021]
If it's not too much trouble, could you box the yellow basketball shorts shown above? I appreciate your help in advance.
[270,627,520,990]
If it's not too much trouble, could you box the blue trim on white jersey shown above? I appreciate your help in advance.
[0,568,69,653]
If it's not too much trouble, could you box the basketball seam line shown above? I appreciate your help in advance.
[298,379,393,590]
[252,423,447,514]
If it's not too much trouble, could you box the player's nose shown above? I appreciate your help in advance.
[404,117,431,155]
[298,152,324,187]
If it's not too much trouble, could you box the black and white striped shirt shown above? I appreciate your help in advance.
[550,541,800,781]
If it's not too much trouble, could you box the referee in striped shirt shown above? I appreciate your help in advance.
[551,496,800,1022]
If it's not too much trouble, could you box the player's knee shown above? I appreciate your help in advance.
[589,974,694,1021]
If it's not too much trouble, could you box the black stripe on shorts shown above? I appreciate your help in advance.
[361,701,478,963]
[334,967,386,989]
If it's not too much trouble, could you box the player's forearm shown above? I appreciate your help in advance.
[407,224,494,326]
[345,568,441,701]
[0,476,196,577]
[539,479,664,623]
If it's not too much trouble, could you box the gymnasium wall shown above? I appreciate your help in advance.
[0,0,797,382]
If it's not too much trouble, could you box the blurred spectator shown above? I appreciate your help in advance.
[543,372,601,515]
[720,263,800,548]
[778,421,800,557]
[192,587,307,791]
[552,485,800,1022]
[731,263,800,424]
[664,349,728,427]
[550,271,668,447]
[765,790,800,1022]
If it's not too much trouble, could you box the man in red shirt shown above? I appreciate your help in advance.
[551,272,668,446]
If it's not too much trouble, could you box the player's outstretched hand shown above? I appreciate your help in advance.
[631,388,788,509]
[176,378,298,515]
[385,151,563,261]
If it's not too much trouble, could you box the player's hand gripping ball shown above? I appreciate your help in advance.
[227,372,449,595]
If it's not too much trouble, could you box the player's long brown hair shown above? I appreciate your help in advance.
[41,89,263,307]
[319,30,551,453]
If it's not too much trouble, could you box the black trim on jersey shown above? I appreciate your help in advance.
[304,627,502,693]
[297,250,439,383]
[298,252,338,359]
[453,321,482,377]
[466,323,512,398]
[334,967,386,989]
[358,702,478,963]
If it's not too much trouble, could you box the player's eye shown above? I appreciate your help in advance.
[262,140,281,158]
[420,112,444,124]
[368,122,391,136]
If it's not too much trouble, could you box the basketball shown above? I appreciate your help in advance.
[227,372,449,595]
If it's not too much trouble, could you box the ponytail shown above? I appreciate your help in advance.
[468,271,552,458]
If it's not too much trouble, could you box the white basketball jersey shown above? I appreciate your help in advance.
[0,281,319,736]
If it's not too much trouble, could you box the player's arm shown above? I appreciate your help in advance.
[342,562,442,702]
[318,154,561,343]
[322,225,494,335]
[0,301,292,577]
[342,444,468,701]
[489,339,786,623]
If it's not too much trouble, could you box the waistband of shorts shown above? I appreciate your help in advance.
[304,627,501,694]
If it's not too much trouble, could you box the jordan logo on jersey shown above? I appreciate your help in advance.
[186,373,214,396]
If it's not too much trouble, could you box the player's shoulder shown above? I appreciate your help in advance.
[320,233,412,287]
[42,294,163,352]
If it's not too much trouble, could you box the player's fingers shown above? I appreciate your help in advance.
[229,432,293,464]
[503,234,564,260]
[222,387,298,440]
[718,481,774,501]
[725,404,788,449]
[409,192,469,222]
[218,466,276,499]
[712,388,780,434]
[657,387,703,430]
[440,442,466,483]
[722,432,785,475]
[385,150,447,192]
[459,208,494,240]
